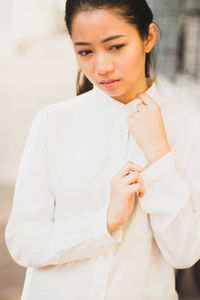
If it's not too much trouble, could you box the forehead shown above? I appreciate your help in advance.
[71,9,137,41]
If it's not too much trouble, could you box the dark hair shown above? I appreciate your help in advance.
[65,0,157,95]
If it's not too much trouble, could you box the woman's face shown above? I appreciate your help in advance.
[71,9,156,102]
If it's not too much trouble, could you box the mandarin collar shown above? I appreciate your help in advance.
[92,79,160,115]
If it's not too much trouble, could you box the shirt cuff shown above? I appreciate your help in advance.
[139,151,190,214]
[96,207,123,244]
[141,151,176,186]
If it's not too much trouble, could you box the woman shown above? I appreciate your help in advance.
[5,1,200,299]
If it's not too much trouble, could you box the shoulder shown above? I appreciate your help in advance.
[41,90,93,117]
[158,92,200,133]
[32,89,95,127]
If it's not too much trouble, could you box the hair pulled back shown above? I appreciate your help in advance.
[65,0,156,95]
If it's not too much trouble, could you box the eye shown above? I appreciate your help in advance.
[110,44,126,51]
[77,50,92,56]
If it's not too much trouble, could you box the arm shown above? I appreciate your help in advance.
[5,109,123,269]
[140,134,200,269]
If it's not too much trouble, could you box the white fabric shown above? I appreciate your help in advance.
[5,81,200,300]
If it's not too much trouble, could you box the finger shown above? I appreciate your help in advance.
[136,93,157,109]
[123,171,139,185]
[137,103,146,109]
[124,172,144,186]
[136,103,147,112]
[127,114,136,121]
[128,104,145,118]
[134,175,145,197]
[127,183,146,196]
[127,183,142,194]
[118,161,144,178]
[127,112,137,123]
[136,174,144,186]
[138,186,146,198]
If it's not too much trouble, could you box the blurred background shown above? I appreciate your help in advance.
[0,0,199,299]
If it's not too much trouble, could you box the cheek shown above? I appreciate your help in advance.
[76,56,85,70]
[122,47,146,74]
[129,46,144,63]
[76,57,94,77]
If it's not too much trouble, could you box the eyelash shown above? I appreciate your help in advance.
[111,44,125,51]
[77,50,92,56]
[77,44,126,56]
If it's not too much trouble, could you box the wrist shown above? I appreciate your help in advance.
[146,143,171,167]
[107,223,120,234]
[106,209,121,233]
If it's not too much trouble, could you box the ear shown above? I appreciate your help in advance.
[144,23,157,53]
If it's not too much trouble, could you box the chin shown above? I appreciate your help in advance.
[106,90,126,100]
[101,86,125,97]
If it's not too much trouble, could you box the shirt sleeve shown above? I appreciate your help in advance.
[139,135,200,269]
[5,109,123,269]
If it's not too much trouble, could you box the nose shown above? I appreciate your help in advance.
[95,53,114,75]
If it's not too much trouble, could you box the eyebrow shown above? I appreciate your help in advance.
[74,34,125,46]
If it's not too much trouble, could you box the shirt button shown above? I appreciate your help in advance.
[119,128,125,139]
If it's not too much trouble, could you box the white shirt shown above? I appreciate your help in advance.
[5,81,200,300]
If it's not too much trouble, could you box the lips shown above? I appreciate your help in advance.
[100,79,120,84]
[100,79,120,88]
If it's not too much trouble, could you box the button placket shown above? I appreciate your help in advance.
[116,117,129,165]
[119,127,125,139]
[107,115,128,178]
[116,112,129,140]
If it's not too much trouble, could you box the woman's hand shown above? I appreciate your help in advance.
[107,161,145,233]
[127,93,171,167]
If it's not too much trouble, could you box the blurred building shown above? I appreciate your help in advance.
[178,0,200,79]
[148,0,200,80]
